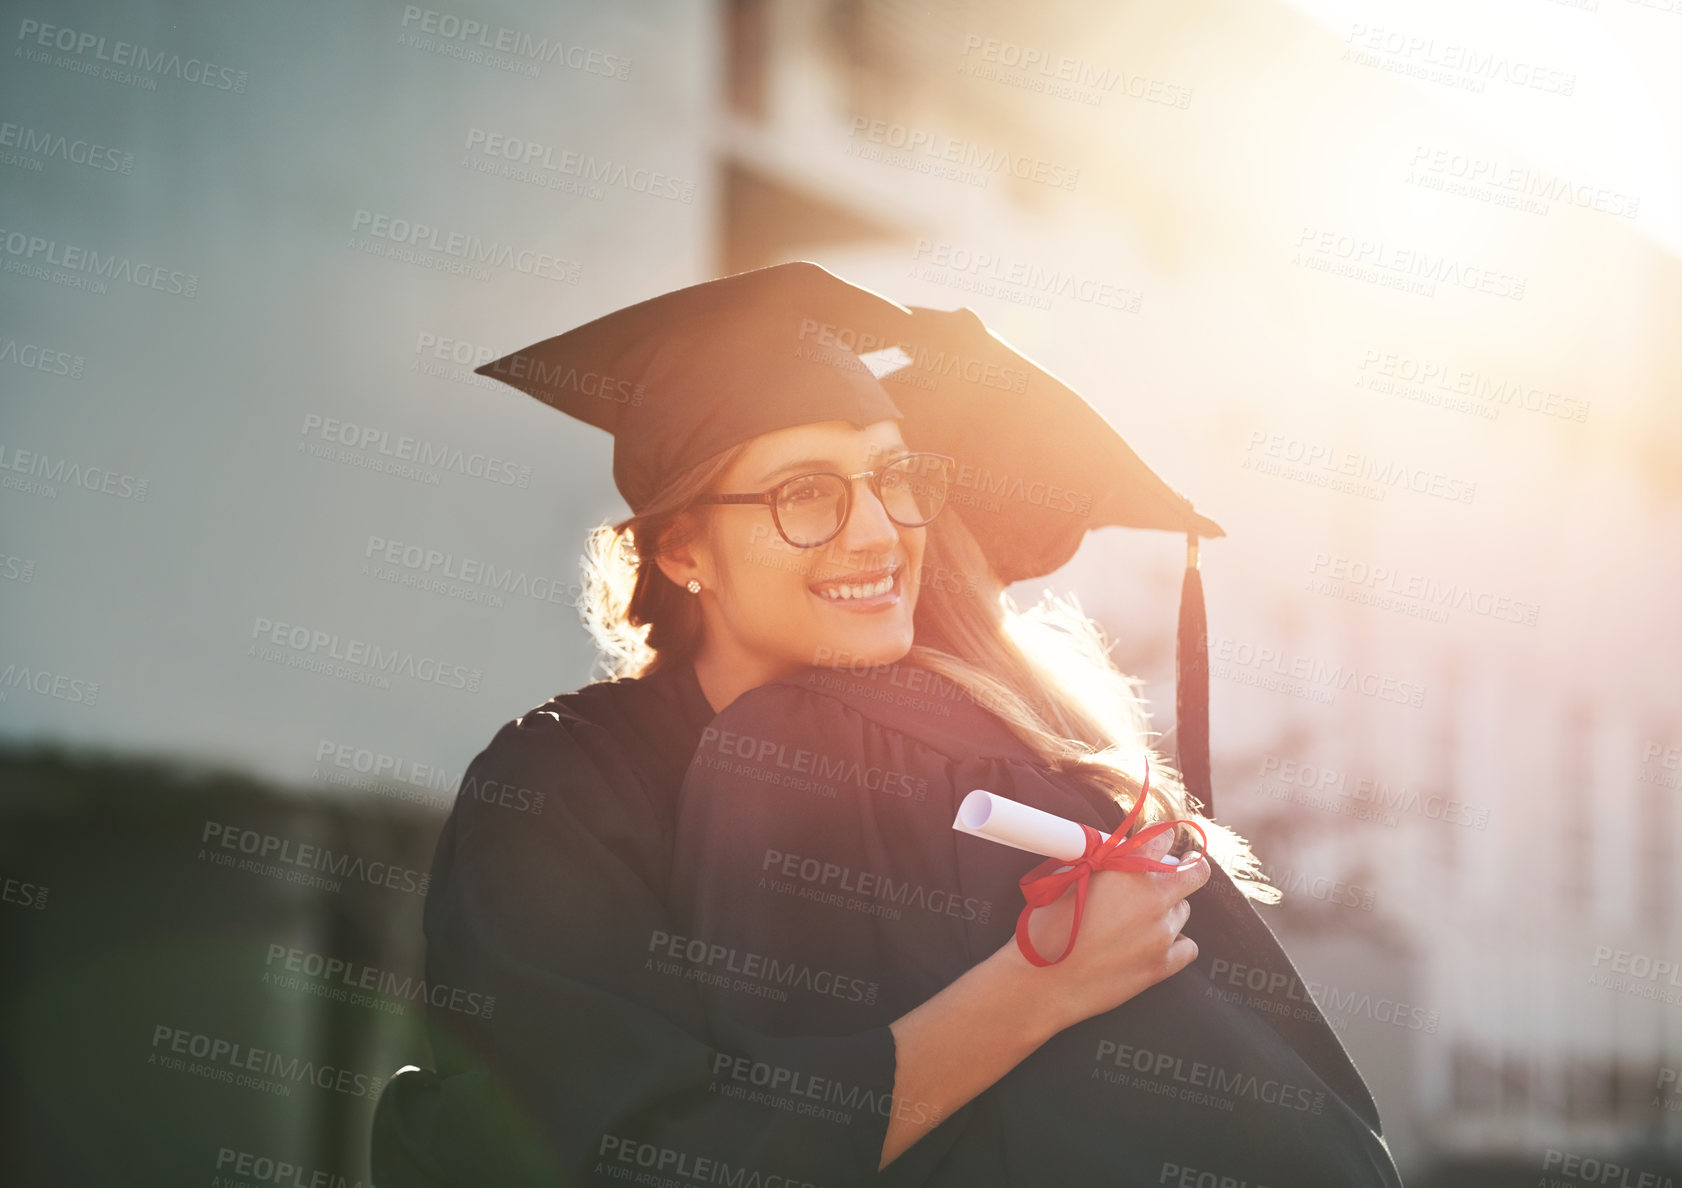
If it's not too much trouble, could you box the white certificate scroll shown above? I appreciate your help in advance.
[952,790,1185,867]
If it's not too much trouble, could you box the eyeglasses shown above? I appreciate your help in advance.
[693,451,954,549]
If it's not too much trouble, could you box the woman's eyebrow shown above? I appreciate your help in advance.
[754,457,835,484]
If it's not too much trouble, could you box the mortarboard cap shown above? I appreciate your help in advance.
[472,261,913,515]
[474,263,1223,816]
[877,306,1222,816]
[878,306,1223,582]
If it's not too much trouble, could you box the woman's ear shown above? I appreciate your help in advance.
[653,515,711,593]
[653,547,700,593]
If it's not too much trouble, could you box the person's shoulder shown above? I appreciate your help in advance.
[719,659,1038,764]
[430,674,699,920]
[451,679,628,774]
[490,663,702,740]
[453,680,623,802]
[506,672,652,735]
[464,665,710,802]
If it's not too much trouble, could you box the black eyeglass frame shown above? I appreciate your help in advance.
[692,451,955,549]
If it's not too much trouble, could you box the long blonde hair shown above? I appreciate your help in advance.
[580,443,1277,902]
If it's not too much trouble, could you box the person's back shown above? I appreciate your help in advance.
[666,661,1402,1186]
[374,662,733,1187]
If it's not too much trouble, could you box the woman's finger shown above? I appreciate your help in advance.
[1133,826,1175,862]
[1169,897,1192,934]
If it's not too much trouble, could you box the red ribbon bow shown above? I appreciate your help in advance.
[1014,757,1208,967]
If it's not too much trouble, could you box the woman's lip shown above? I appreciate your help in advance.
[809,565,896,588]
[807,567,902,610]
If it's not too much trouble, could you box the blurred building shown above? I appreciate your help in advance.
[701,0,1682,1178]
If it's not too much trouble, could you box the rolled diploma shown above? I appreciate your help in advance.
[953,789,1183,871]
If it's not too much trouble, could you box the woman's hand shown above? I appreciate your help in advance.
[1005,825,1210,1034]
[878,829,1211,1167]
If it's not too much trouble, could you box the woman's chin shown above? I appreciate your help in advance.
[809,619,915,670]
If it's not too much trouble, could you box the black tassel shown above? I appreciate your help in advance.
[1176,533,1213,818]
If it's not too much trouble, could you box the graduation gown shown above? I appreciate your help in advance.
[371,659,1404,1187]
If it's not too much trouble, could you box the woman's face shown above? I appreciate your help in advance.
[664,419,927,690]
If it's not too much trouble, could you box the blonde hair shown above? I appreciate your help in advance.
[581,446,1277,902]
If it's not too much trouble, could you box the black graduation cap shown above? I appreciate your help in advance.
[472,261,912,515]
[473,262,1223,816]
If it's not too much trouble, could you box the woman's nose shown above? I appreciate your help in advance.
[838,482,900,556]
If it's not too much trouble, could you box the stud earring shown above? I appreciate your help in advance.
[686,579,701,594]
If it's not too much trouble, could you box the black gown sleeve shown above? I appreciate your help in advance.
[380,705,906,1188]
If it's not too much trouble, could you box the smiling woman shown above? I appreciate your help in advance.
[368,262,1404,1187]
[648,422,945,709]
